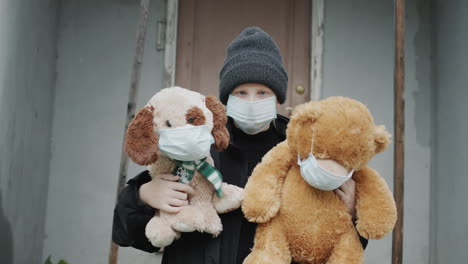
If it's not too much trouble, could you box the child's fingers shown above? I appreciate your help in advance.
[160,204,184,214]
[171,182,196,196]
[168,198,189,207]
[340,178,356,193]
[172,191,188,200]
[159,174,180,182]
[334,188,346,200]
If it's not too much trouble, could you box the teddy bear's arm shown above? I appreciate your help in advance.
[354,166,397,239]
[242,141,293,223]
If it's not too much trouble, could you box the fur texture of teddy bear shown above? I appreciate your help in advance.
[242,96,397,264]
[125,86,244,248]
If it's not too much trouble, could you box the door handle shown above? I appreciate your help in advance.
[295,84,305,95]
[156,19,166,51]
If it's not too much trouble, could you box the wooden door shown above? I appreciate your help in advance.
[176,0,311,115]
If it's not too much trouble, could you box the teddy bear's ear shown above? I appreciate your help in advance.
[290,101,322,125]
[374,125,391,154]
[125,106,159,165]
[205,95,230,152]
[287,102,322,148]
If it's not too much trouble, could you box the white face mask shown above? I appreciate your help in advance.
[297,131,354,191]
[157,125,214,161]
[226,95,277,135]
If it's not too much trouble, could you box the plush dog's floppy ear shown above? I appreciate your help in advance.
[374,125,391,154]
[205,96,230,152]
[125,106,159,165]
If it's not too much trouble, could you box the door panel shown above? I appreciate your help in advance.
[176,0,311,115]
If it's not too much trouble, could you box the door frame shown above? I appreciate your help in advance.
[163,0,325,101]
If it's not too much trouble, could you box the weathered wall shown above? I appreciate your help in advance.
[323,0,433,263]
[430,0,468,262]
[4,1,460,263]
[42,0,166,263]
[0,1,58,263]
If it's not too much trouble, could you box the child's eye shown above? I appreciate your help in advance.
[238,91,247,95]
[258,91,266,95]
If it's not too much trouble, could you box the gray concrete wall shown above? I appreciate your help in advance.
[0,1,58,264]
[323,0,432,263]
[0,1,446,263]
[42,0,166,263]
[431,0,468,262]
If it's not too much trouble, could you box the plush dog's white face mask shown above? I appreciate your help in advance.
[157,124,214,161]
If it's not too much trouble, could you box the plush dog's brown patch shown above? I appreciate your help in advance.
[125,106,159,165]
[186,106,206,126]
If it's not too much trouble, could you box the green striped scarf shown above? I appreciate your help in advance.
[172,158,223,197]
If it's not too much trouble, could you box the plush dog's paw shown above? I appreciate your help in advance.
[172,222,196,232]
[213,183,244,213]
[172,206,205,232]
[203,212,223,237]
[145,217,178,247]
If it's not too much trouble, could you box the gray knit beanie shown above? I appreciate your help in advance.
[219,27,288,104]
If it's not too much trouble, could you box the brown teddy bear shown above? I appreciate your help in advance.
[125,86,244,248]
[242,96,397,264]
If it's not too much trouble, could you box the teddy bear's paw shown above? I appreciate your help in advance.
[145,217,178,247]
[243,249,290,264]
[242,199,280,223]
[326,252,364,264]
[356,220,394,240]
[214,184,244,213]
[172,206,205,232]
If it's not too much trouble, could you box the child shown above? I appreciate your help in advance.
[112,27,366,264]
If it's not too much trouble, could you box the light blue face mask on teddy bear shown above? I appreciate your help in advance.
[297,130,354,191]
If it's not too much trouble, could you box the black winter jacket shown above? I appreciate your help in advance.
[112,116,368,264]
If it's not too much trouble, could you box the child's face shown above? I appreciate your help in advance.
[231,83,278,104]
[229,83,279,134]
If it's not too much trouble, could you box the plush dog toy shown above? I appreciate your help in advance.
[242,96,397,264]
[125,86,244,247]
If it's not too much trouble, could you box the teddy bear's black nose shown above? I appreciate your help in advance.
[166,120,172,127]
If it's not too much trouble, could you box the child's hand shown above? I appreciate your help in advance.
[139,174,195,214]
[334,178,357,218]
